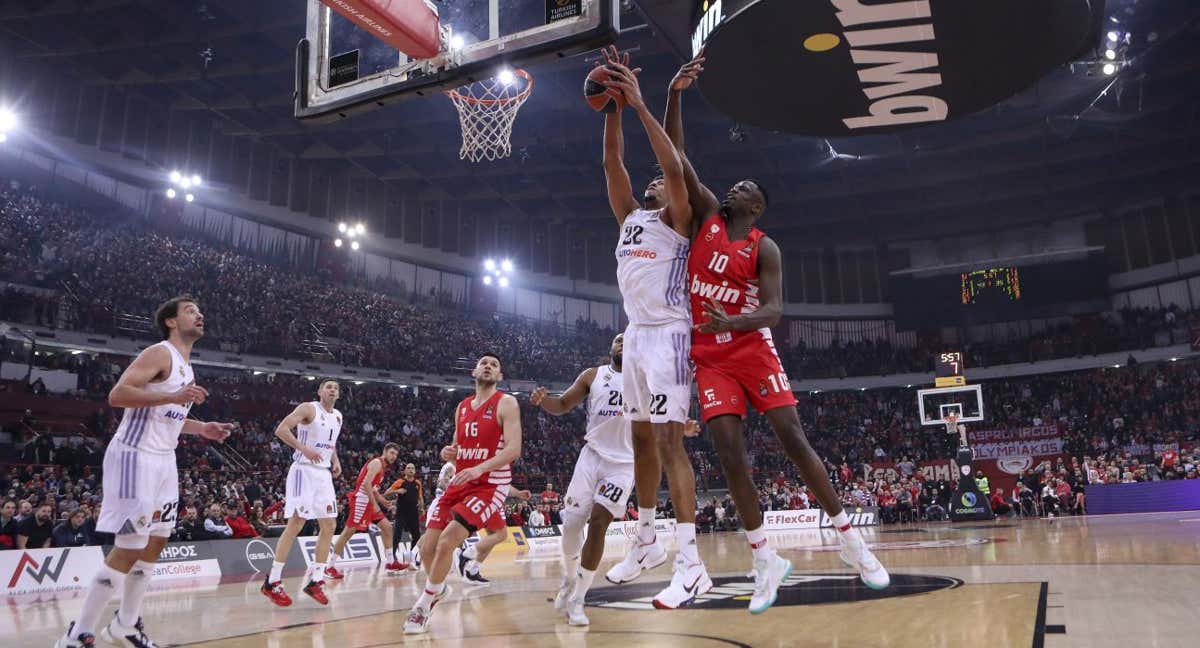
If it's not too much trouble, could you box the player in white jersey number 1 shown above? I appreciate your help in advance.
[58,296,235,648]
[260,380,345,607]
[599,47,712,608]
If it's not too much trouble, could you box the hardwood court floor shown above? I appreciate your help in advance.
[12,512,1198,647]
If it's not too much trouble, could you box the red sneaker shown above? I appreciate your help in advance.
[325,566,345,580]
[303,580,329,605]
[387,561,408,573]
[261,580,292,607]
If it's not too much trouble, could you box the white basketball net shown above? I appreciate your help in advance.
[445,69,534,163]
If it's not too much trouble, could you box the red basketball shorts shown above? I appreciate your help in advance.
[694,339,797,422]
[426,481,509,533]
[346,490,385,531]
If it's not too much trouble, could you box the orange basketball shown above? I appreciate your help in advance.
[584,66,625,113]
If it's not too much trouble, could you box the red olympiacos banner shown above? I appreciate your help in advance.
[967,424,1064,461]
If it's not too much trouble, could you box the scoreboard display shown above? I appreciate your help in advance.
[891,255,1108,330]
[935,351,965,387]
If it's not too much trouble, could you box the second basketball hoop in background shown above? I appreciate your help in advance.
[446,69,534,163]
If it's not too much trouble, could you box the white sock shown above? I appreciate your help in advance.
[416,579,444,609]
[74,565,126,636]
[311,563,325,583]
[745,526,772,562]
[571,567,596,601]
[328,552,339,568]
[116,560,154,627]
[830,511,852,532]
[462,545,478,561]
[268,560,285,584]
[676,523,699,564]
[637,507,656,543]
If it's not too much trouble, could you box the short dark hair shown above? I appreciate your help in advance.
[479,352,502,366]
[318,379,339,390]
[155,295,198,340]
[383,442,400,453]
[747,179,770,208]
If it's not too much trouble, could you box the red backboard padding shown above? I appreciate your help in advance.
[318,0,440,59]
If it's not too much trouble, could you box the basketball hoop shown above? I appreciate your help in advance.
[445,69,534,163]
[943,412,960,435]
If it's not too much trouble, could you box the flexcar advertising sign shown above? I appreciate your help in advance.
[696,0,1102,135]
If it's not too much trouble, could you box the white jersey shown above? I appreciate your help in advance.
[584,365,633,464]
[615,208,691,326]
[113,341,194,454]
[434,462,456,498]
[293,401,342,469]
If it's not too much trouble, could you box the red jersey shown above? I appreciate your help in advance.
[688,214,770,355]
[353,456,387,494]
[454,391,511,486]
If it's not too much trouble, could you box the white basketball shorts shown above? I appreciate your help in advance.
[285,463,338,520]
[98,440,179,540]
[622,321,693,424]
[564,444,635,519]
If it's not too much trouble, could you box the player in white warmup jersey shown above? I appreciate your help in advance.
[531,333,632,626]
[58,296,235,648]
[598,47,711,608]
[260,380,344,608]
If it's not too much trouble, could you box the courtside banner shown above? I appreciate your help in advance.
[298,530,381,568]
[763,508,880,531]
[212,536,308,577]
[102,541,221,581]
[3,546,105,598]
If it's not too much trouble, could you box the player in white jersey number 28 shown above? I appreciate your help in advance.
[58,296,235,648]
[600,46,711,609]
[260,380,345,608]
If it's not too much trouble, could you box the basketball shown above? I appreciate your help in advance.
[584,65,625,113]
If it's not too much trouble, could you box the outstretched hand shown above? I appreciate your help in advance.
[598,46,644,109]
[530,386,549,407]
[671,51,706,92]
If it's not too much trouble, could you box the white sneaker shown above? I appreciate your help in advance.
[452,547,467,579]
[604,536,667,584]
[101,614,160,648]
[651,556,713,609]
[402,584,452,635]
[565,597,589,626]
[54,622,94,648]
[554,577,574,611]
[748,553,793,614]
[838,535,890,590]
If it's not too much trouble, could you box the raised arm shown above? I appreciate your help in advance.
[697,236,784,333]
[109,345,207,409]
[530,367,596,416]
[604,53,693,238]
[604,111,638,224]
[665,53,721,227]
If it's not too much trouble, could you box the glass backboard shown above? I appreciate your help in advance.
[917,384,984,427]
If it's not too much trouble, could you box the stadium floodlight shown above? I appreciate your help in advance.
[498,68,515,85]
[169,170,182,184]
[501,258,514,273]
[1107,30,1119,42]
[185,193,195,202]
[398,384,408,389]
[355,222,366,234]
[334,238,343,247]
[484,258,496,272]
[179,177,192,189]
[498,276,510,288]
[1105,49,1116,60]
[0,132,6,143]
[338,222,348,233]
[1103,63,1117,75]
[0,108,17,134]
[166,188,177,199]
[483,275,493,285]
[351,241,360,250]
[191,174,202,186]
[451,35,465,51]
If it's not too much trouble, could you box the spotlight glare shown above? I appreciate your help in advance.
[351,241,360,250]
[501,259,514,272]
[1103,62,1116,75]
[498,68,515,85]
[338,222,347,233]
[484,258,496,271]
[451,35,465,51]
[185,193,194,202]
[1105,49,1116,60]
[191,174,202,186]
[179,177,192,189]
[166,188,177,199]
[356,222,365,234]
[483,275,493,285]
[0,108,16,132]
[0,132,6,143]
[169,170,182,184]
[334,238,343,247]
[498,276,510,288]
[1107,30,1119,42]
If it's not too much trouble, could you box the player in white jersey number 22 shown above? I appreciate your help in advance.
[58,296,235,648]
[260,380,345,608]
[601,46,711,609]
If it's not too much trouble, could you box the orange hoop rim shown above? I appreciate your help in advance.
[445,69,534,106]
